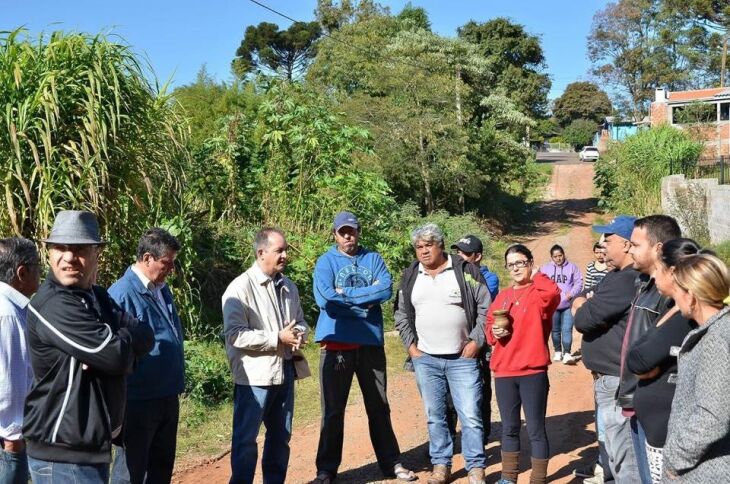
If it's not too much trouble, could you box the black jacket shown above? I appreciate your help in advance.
[617,276,672,409]
[23,274,154,464]
[574,265,640,377]
[394,254,491,369]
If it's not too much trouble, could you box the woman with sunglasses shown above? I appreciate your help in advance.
[486,244,561,484]
[662,253,730,482]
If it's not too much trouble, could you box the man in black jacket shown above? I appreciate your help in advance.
[618,215,680,483]
[394,223,491,484]
[572,216,639,483]
[23,211,154,483]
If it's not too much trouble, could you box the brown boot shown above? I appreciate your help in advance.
[500,451,520,483]
[427,464,451,484]
[529,457,549,484]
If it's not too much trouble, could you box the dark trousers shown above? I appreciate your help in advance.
[495,372,550,459]
[316,345,401,476]
[111,395,180,484]
[446,358,492,443]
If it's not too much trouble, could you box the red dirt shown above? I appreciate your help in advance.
[174,163,599,483]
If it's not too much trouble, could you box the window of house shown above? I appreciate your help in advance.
[721,102,730,121]
[672,103,717,124]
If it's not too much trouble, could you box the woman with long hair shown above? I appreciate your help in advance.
[626,238,701,483]
[662,253,730,482]
[487,244,561,484]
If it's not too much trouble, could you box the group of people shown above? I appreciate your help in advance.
[1,209,729,484]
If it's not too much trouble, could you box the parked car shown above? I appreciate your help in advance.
[579,146,600,162]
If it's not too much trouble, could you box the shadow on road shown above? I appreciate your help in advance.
[508,197,599,240]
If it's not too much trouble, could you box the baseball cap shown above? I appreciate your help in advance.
[451,235,484,254]
[333,211,360,232]
[593,215,637,241]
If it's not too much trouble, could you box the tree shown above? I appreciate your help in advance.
[315,0,389,33]
[562,119,599,149]
[232,21,321,80]
[397,2,431,31]
[552,81,612,126]
[588,0,722,119]
[458,18,551,118]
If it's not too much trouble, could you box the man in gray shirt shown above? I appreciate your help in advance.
[395,223,491,484]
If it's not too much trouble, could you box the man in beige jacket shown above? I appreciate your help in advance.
[222,227,309,484]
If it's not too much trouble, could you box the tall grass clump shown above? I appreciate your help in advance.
[0,29,199,325]
[594,124,703,214]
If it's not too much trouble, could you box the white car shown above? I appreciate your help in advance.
[579,146,600,162]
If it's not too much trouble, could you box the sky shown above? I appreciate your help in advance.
[2,0,607,100]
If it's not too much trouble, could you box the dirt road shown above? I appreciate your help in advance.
[174,162,600,483]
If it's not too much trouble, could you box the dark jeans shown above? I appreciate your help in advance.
[446,357,492,443]
[110,395,180,484]
[495,372,550,459]
[230,360,295,484]
[28,457,108,483]
[0,446,27,484]
[316,346,401,477]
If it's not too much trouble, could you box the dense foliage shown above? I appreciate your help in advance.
[594,125,704,214]
[563,119,600,150]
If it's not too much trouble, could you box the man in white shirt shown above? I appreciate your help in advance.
[0,237,41,484]
[222,227,309,484]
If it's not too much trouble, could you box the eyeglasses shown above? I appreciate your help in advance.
[505,260,531,270]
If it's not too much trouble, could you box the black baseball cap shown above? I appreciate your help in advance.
[451,235,483,254]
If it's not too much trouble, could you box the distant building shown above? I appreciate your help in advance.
[651,87,730,157]
[593,117,640,152]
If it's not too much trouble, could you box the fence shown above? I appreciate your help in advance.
[671,156,729,185]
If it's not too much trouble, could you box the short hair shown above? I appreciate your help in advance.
[593,242,603,251]
[504,244,533,262]
[253,227,286,256]
[0,237,39,285]
[673,253,730,309]
[411,223,444,248]
[634,215,681,245]
[136,228,181,261]
[550,244,564,255]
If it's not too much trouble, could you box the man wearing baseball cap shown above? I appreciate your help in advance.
[23,210,154,482]
[572,216,640,483]
[312,211,415,483]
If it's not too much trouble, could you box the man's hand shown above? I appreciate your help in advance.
[279,321,300,346]
[637,367,660,380]
[335,288,344,294]
[571,296,587,316]
[1,439,25,453]
[461,340,479,358]
[291,323,306,350]
[408,343,423,359]
[492,325,510,340]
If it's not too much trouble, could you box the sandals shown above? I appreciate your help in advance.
[393,463,418,482]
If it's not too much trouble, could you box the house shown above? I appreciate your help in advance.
[651,87,730,157]
[593,117,640,151]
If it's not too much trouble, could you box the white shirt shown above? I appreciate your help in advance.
[411,258,469,355]
[0,281,32,440]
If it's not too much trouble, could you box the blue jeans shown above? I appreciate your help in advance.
[551,308,573,354]
[630,416,652,484]
[27,457,109,483]
[230,360,295,484]
[412,353,486,470]
[0,447,27,484]
[594,375,637,482]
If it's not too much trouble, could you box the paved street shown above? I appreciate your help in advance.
[537,151,581,165]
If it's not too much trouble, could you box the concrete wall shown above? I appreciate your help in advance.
[662,174,730,244]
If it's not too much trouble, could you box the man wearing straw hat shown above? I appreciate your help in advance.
[222,227,310,484]
[23,210,154,483]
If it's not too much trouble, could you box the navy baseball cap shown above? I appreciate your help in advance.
[593,215,637,241]
[333,211,360,232]
[451,235,484,254]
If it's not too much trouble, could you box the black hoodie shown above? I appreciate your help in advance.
[574,265,640,377]
[23,274,153,464]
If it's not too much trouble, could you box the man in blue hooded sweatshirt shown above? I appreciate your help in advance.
[312,211,415,484]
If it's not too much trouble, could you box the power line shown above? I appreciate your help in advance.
[247,0,437,74]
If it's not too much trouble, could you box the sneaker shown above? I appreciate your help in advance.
[562,353,577,365]
[468,467,486,484]
[553,351,563,361]
[573,463,598,478]
[583,476,603,484]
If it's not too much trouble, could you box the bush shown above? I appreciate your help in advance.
[713,241,730,267]
[594,125,704,214]
[184,340,230,406]
[562,119,598,150]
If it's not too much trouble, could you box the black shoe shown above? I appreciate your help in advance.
[573,463,598,478]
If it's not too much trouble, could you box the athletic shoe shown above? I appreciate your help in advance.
[553,351,563,361]
[562,353,577,365]
[573,463,598,478]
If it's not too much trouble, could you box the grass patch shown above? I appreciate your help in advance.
[175,335,408,468]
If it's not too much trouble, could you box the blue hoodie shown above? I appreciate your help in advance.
[313,245,392,346]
